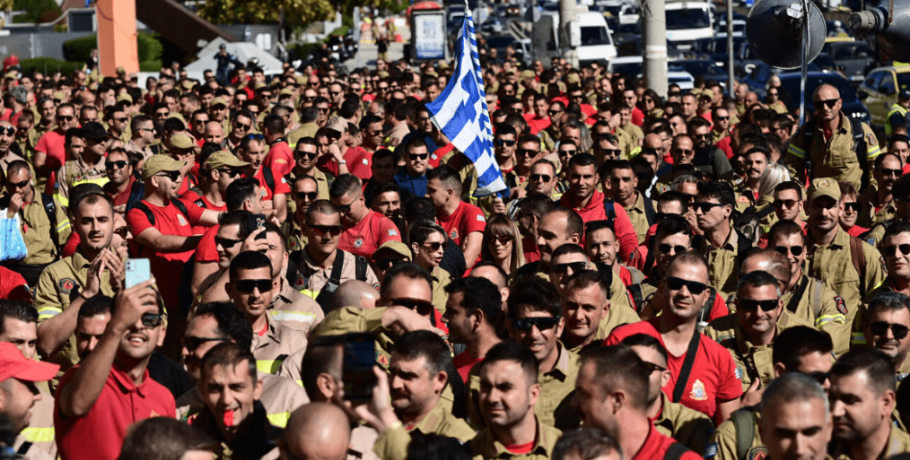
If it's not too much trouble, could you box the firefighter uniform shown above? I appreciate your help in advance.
[622,191,654,245]
[269,277,324,335]
[252,318,309,376]
[786,113,881,193]
[858,188,897,230]
[374,399,476,460]
[567,303,642,354]
[469,417,561,460]
[705,406,762,460]
[698,229,744,299]
[177,372,309,428]
[780,273,851,356]
[55,155,108,208]
[830,424,910,459]
[431,266,451,316]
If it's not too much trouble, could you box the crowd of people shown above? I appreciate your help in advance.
[0,45,909,460]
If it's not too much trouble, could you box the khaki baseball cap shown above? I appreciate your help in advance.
[699,89,714,100]
[326,116,347,135]
[372,241,410,262]
[808,177,841,202]
[211,97,228,108]
[141,154,186,180]
[295,75,308,85]
[170,133,195,149]
[521,69,535,79]
[206,150,249,170]
[116,93,133,103]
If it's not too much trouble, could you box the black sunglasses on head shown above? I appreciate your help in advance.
[234,279,273,293]
[510,316,561,332]
[666,276,709,295]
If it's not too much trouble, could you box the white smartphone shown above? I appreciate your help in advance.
[124,258,151,289]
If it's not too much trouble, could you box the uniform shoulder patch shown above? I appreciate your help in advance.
[835,296,847,315]
[704,443,718,459]
[746,446,769,460]
[867,132,877,146]
[58,278,77,295]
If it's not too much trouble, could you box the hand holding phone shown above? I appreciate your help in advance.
[342,333,378,402]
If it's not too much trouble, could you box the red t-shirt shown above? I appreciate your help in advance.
[716,136,734,159]
[35,130,67,185]
[632,423,702,460]
[126,199,205,308]
[179,191,227,236]
[0,265,31,302]
[505,442,535,455]
[338,210,402,259]
[846,225,869,238]
[248,166,291,202]
[265,141,294,179]
[604,319,743,421]
[196,225,220,264]
[452,350,484,384]
[430,143,455,169]
[522,236,540,264]
[631,107,646,127]
[437,201,486,248]
[55,363,176,460]
[559,191,638,263]
[318,146,374,181]
[523,114,551,135]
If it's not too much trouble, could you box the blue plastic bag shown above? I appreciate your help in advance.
[0,213,28,262]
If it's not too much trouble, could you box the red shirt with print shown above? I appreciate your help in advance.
[179,191,227,236]
[604,318,743,421]
[338,210,402,259]
[436,201,486,248]
[318,146,374,181]
[248,166,291,202]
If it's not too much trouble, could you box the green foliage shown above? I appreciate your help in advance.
[198,0,336,26]
[19,57,82,75]
[140,60,163,72]
[63,32,163,63]
[12,0,59,23]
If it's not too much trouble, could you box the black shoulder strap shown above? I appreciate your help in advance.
[172,199,189,219]
[315,250,349,311]
[731,409,756,460]
[40,193,60,254]
[355,255,368,281]
[850,117,871,193]
[135,201,155,225]
[642,194,656,226]
[663,442,690,460]
[786,275,811,314]
[735,229,753,268]
[603,197,616,221]
[629,284,644,314]
[672,331,702,403]
[262,166,276,194]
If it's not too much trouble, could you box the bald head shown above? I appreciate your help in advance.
[329,280,380,311]
[643,133,662,150]
[740,249,790,284]
[282,403,351,460]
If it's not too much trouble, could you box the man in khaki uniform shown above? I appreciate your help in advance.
[828,349,910,458]
[285,200,380,308]
[176,302,309,429]
[624,334,714,454]
[354,331,476,460]
[2,161,71,285]
[767,221,852,355]
[704,270,814,392]
[469,342,562,460]
[609,160,654,244]
[705,326,834,460]
[34,192,116,373]
[262,224,323,335]
[803,178,886,346]
[0,120,28,173]
[786,84,881,193]
[124,115,156,162]
[55,122,109,208]
[226,251,308,377]
[862,175,910,248]
[857,153,901,229]
[561,270,640,354]
[861,290,910,380]
[695,182,746,298]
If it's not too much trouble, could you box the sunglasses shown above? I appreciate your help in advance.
[880,168,902,177]
[773,199,799,209]
[389,297,435,312]
[155,171,181,182]
[655,212,680,222]
[106,161,129,170]
[296,150,318,160]
[141,313,163,328]
[491,234,513,245]
[551,261,589,273]
[335,201,354,213]
[715,116,730,121]
[295,191,318,200]
[422,241,446,251]
[216,168,242,178]
[233,278,273,294]
[738,298,779,312]
[548,110,563,117]
[0,127,16,136]
[516,148,539,158]
[558,149,577,157]
[113,226,130,238]
[843,202,861,212]
[598,148,622,158]
[870,321,910,340]
[375,258,406,270]
[774,245,804,256]
[768,92,779,97]
[672,149,693,155]
[308,224,343,236]
[245,134,265,141]
[494,139,516,147]
[182,335,229,351]
[530,173,551,183]
[510,316,562,332]
[800,370,831,386]
[215,236,243,249]
[56,115,74,122]
[7,179,29,189]
[115,117,129,123]
[367,129,383,136]
[234,122,251,131]
[813,99,838,110]
[409,153,429,160]
[883,243,910,258]
[658,244,687,255]
[642,361,666,374]
[693,202,725,213]
[666,276,709,295]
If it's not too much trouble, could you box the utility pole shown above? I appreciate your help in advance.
[642,0,668,97]
[727,0,734,97]
[560,0,578,68]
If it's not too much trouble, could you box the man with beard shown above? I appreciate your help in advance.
[858,153,902,229]
[177,302,308,429]
[828,349,910,458]
[0,120,27,173]
[55,277,174,460]
[687,118,733,182]
[34,190,119,373]
[862,291,910,379]
[609,160,655,245]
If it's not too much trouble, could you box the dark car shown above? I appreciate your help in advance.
[776,71,870,124]
[822,40,876,86]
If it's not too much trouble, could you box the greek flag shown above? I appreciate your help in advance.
[426,3,508,198]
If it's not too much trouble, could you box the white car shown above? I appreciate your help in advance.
[607,56,695,90]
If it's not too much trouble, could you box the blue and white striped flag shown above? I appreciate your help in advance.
[426,3,508,198]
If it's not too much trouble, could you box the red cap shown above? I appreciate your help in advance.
[0,342,58,383]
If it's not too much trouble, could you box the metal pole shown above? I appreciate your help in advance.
[727,0,734,96]
[799,0,809,124]
[560,0,578,68]
[643,0,668,97]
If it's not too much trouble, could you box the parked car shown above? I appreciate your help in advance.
[857,66,910,129]
[607,56,695,90]
[776,71,870,123]
[822,38,876,86]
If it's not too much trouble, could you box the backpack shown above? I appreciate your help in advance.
[848,235,869,300]
[261,166,277,195]
[131,200,190,257]
[731,408,757,460]
[287,249,369,312]
[733,205,775,245]
[801,117,870,192]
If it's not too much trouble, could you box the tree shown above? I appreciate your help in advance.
[12,0,60,24]
[197,0,337,26]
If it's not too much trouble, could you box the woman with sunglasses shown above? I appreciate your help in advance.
[480,214,525,277]
[408,222,451,315]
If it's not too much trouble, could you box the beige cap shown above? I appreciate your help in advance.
[437,60,449,70]
[808,178,841,202]
[211,97,228,108]
[167,112,186,123]
[521,69,535,79]
[170,133,195,149]
[295,75,308,85]
[116,93,133,103]
[699,89,714,100]
[141,155,185,180]
[326,116,347,135]
[206,150,249,170]
[567,74,580,85]
[52,91,66,101]
[116,66,126,74]
[372,241,411,262]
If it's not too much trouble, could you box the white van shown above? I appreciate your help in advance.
[532,11,618,67]
[664,1,714,50]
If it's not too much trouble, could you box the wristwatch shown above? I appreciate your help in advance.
[338,160,347,165]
